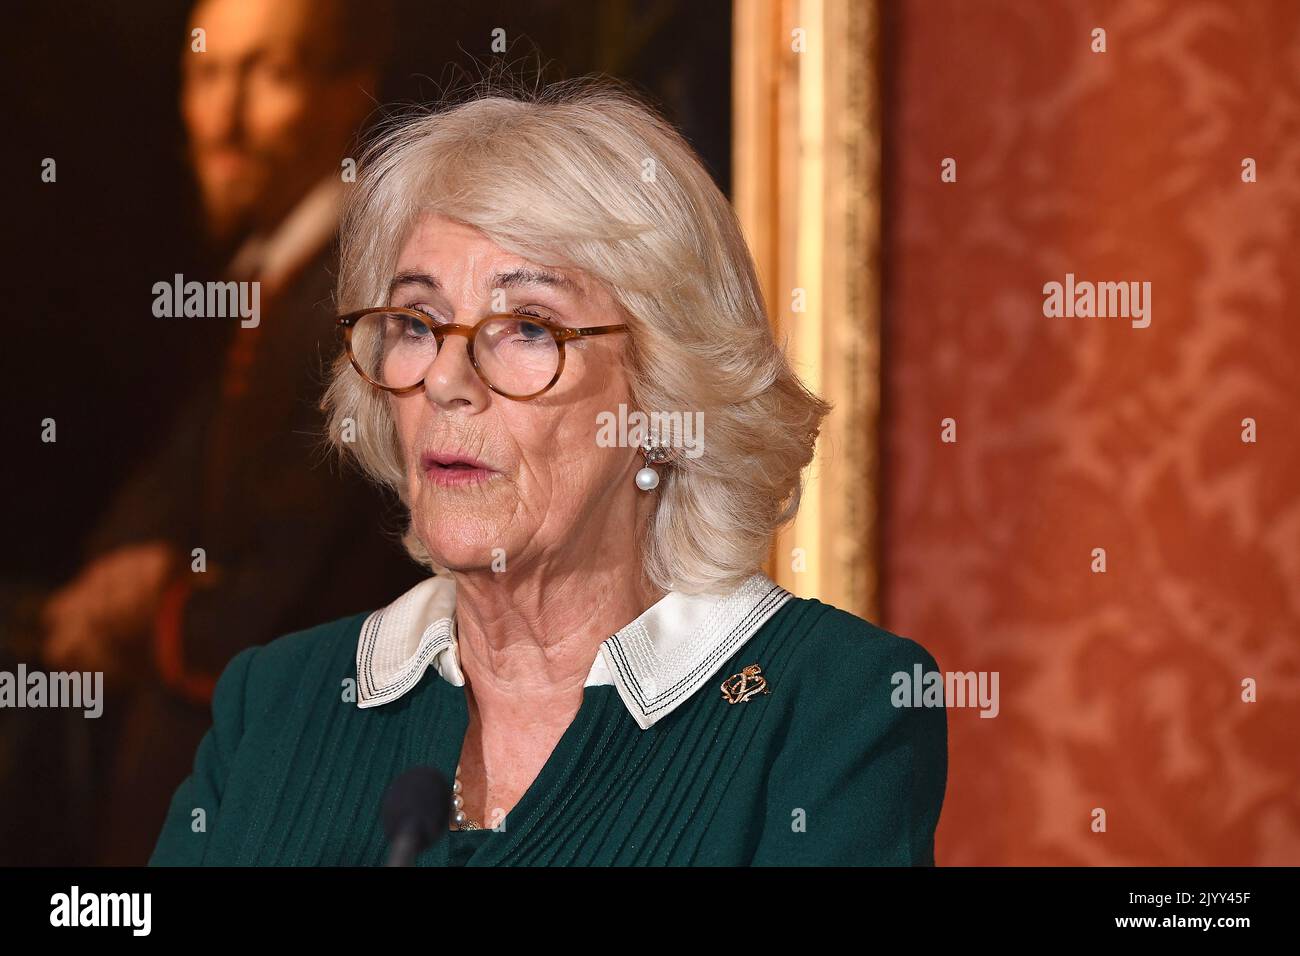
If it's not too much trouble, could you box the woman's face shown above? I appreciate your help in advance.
[387,213,641,575]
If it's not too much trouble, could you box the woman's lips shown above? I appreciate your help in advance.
[421,452,498,487]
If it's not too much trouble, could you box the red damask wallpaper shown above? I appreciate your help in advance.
[880,0,1300,865]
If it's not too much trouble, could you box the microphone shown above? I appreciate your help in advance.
[382,766,451,866]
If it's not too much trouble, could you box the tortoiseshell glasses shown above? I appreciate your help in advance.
[337,307,629,400]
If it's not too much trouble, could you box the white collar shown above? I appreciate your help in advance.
[355,572,792,729]
[225,174,342,289]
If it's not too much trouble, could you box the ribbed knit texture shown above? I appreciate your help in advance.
[149,595,947,866]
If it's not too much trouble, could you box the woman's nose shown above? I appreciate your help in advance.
[423,332,487,409]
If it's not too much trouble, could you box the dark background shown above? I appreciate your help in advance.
[0,0,731,590]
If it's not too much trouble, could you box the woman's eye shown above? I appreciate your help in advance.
[516,320,549,341]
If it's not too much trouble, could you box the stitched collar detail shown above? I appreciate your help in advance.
[355,572,792,729]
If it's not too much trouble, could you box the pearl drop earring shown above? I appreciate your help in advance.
[636,439,671,491]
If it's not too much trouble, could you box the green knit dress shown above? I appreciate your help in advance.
[149,594,947,866]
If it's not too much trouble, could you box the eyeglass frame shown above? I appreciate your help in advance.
[337,306,630,400]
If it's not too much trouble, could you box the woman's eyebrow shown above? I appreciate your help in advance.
[386,267,583,300]
[491,267,582,297]
[387,270,439,297]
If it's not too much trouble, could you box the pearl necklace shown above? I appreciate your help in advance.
[450,762,482,831]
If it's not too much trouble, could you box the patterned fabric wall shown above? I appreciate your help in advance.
[880,0,1300,864]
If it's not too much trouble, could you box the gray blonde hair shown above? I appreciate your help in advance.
[322,78,831,593]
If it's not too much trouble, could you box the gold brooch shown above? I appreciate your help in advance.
[721,664,770,704]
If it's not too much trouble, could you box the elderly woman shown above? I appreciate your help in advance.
[150,81,946,867]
